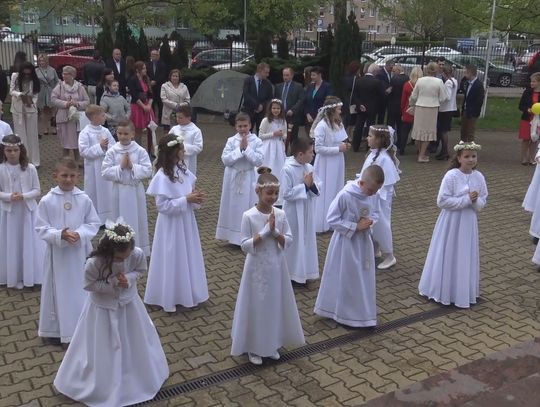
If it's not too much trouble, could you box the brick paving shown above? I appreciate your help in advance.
[0,117,539,406]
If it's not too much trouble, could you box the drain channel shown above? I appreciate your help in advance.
[134,304,462,405]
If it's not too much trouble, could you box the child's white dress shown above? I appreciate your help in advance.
[216,133,263,245]
[78,124,116,223]
[231,206,305,357]
[523,147,540,237]
[418,168,488,308]
[359,149,400,254]
[0,163,44,288]
[314,181,379,327]
[36,187,100,342]
[145,167,209,311]
[54,247,169,407]
[258,117,287,182]
[102,141,152,255]
[280,156,319,283]
[313,120,346,233]
[170,122,203,175]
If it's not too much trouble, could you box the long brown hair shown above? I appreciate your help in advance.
[134,61,150,88]
[155,134,187,182]
[0,134,29,170]
[367,125,397,166]
[448,149,479,170]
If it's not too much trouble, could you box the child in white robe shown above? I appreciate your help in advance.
[231,167,305,365]
[216,113,264,246]
[169,105,203,176]
[311,96,351,233]
[36,158,100,343]
[419,141,488,308]
[523,144,540,246]
[0,101,14,137]
[314,165,384,327]
[281,136,319,284]
[78,104,116,224]
[102,120,152,255]
[0,134,44,288]
[258,99,287,181]
[145,134,208,311]
[359,125,401,270]
[54,221,169,407]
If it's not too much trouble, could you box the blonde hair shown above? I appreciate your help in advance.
[62,65,76,76]
[425,62,438,77]
[410,66,424,84]
[531,72,540,82]
[85,104,104,118]
[37,54,49,64]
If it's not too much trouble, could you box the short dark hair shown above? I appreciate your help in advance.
[235,112,251,124]
[466,64,478,76]
[291,136,314,156]
[177,104,192,118]
[54,157,78,172]
[117,119,135,132]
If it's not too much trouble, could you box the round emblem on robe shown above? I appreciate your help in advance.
[361,208,369,216]
[64,202,72,210]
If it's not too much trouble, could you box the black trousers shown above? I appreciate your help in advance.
[398,121,413,154]
[352,112,376,152]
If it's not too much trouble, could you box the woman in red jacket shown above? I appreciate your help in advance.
[399,66,423,155]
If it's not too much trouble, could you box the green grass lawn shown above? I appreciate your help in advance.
[476,96,520,131]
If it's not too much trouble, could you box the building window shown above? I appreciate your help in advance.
[72,15,80,26]
[386,25,390,33]
[319,7,325,18]
[376,25,380,33]
[369,8,375,17]
[306,22,314,32]
[329,4,334,14]
[22,12,38,24]
[55,16,70,26]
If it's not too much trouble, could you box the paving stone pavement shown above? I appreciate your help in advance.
[0,117,539,407]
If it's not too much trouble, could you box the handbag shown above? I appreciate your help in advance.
[226,93,244,126]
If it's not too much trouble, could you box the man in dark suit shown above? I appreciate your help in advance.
[105,48,127,97]
[351,63,386,152]
[460,65,484,142]
[275,67,304,150]
[146,48,168,124]
[387,64,409,146]
[375,60,394,124]
[242,62,273,132]
[83,50,105,104]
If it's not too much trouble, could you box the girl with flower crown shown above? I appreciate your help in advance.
[54,221,169,407]
[258,99,287,183]
[359,125,401,270]
[418,141,488,308]
[311,96,351,233]
[144,134,208,312]
[231,167,304,365]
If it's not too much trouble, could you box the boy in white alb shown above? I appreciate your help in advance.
[102,120,152,255]
[314,165,384,327]
[216,113,263,246]
[280,136,320,284]
[78,104,116,224]
[0,101,13,137]
[35,158,100,344]
[169,104,203,175]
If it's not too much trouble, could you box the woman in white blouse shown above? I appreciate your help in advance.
[409,62,449,163]
[436,65,458,160]
[160,69,190,131]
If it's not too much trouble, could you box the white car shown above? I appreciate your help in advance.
[425,47,461,56]
[367,46,413,60]
[212,55,254,71]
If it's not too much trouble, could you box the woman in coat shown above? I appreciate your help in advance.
[160,69,190,131]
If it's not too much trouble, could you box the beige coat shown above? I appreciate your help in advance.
[160,81,190,126]
[409,76,449,108]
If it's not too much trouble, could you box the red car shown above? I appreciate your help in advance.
[48,46,95,80]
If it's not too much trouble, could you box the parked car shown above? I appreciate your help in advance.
[0,32,25,42]
[446,55,516,87]
[367,46,413,60]
[48,46,94,80]
[191,48,251,69]
[516,45,540,69]
[425,47,461,56]
[290,40,317,57]
[37,36,61,54]
[213,54,255,71]
[191,40,214,58]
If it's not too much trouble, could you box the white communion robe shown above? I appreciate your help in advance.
[36,187,100,342]
[54,247,169,407]
[523,148,540,237]
[216,133,263,245]
[145,167,209,311]
[102,142,152,255]
[78,124,116,224]
[280,156,320,283]
[0,163,44,288]
[314,181,379,327]
[313,120,346,233]
[231,206,305,357]
[258,117,287,182]
[170,122,203,175]
[418,169,488,308]
[359,149,400,254]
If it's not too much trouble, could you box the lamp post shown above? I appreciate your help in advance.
[244,0,247,44]
[480,0,497,118]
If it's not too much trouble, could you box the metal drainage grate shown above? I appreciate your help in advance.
[133,303,466,405]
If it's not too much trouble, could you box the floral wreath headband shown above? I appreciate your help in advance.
[454,141,482,152]
[101,219,135,243]
[256,182,280,188]
[166,135,184,148]
[1,137,22,147]
[271,98,283,104]
[318,102,343,113]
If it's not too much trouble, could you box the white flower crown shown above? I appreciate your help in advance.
[319,102,343,113]
[0,141,21,147]
[256,182,280,188]
[454,141,482,152]
[102,219,135,243]
[271,98,283,104]
[166,135,184,148]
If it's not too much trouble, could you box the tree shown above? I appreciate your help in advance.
[253,31,273,62]
[277,34,290,60]
[170,31,189,70]
[329,0,350,98]
[159,34,173,69]
[96,18,113,60]
[114,15,138,59]
[137,27,149,61]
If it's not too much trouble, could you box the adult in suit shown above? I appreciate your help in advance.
[105,48,127,97]
[0,65,7,103]
[146,49,168,124]
[460,64,484,142]
[351,63,386,152]
[375,60,394,124]
[387,64,409,144]
[83,50,105,104]
[242,62,273,132]
[304,66,333,133]
[274,67,305,150]
[342,60,362,129]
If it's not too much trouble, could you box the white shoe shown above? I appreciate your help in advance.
[378,255,397,270]
[375,249,382,258]
[248,353,262,365]
[269,351,280,360]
